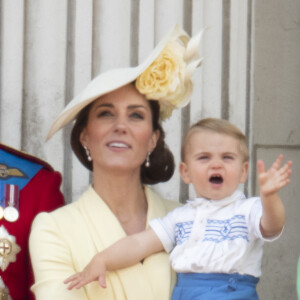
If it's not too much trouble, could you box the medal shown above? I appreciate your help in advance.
[0,186,4,220]
[0,276,12,300]
[0,226,21,271]
[1,185,19,222]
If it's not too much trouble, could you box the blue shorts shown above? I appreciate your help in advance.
[172,272,259,300]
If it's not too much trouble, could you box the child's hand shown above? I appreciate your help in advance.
[257,154,292,197]
[64,253,107,290]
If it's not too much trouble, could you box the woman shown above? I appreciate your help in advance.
[29,25,203,300]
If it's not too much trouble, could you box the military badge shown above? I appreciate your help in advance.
[0,226,21,271]
[0,276,12,300]
[0,164,27,180]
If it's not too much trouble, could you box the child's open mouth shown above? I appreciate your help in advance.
[209,175,223,184]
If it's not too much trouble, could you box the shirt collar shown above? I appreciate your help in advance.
[187,190,246,208]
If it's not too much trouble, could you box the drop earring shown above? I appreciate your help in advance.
[83,145,92,162]
[145,152,151,167]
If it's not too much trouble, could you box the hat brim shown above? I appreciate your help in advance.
[46,24,189,140]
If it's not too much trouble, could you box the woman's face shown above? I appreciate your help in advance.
[80,84,159,174]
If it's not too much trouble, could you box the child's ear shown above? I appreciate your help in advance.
[240,161,249,184]
[179,162,191,184]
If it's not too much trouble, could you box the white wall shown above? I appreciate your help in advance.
[252,0,300,298]
[0,0,251,202]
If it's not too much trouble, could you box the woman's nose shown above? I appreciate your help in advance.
[113,116,127,133]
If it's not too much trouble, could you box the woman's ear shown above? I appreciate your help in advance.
[179,162,192,184]
[149,129,160,152]
[79,128,88,147]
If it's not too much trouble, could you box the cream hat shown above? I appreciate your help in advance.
[47,24,204,140]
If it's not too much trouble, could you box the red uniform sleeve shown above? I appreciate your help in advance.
[0,168,64,300]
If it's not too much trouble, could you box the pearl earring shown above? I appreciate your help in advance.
[145,152,151,167]
[83,146,92,162]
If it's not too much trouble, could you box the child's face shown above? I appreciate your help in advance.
[179,129,248,200]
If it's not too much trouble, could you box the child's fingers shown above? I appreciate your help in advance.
[64,273,79,284]
[64,274,82,290]
[271,154,283,170]
[258,155,290,176]
[285,160,293,171]
[67,282,78,290]
[273,161,292,190]
[67,278,82,290]
[73,280,86,290]
[278,161,293,178]
[64,273,89,290]
[68,276,89,290]
[257,160,266,175]
[98,274,107,288]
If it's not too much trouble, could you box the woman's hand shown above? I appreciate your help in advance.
[64,253,107,290]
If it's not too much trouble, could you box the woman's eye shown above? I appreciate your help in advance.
[97,110,113,118]
[130,112,144,119]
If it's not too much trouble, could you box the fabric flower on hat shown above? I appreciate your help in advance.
[136,29,204,120]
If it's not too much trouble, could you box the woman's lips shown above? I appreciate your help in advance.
[107,142,131,150]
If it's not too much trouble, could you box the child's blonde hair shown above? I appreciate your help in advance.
[181,118,249,162]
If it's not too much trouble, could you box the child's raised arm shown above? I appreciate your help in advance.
[64,228,164,290]
[258,154,292,237]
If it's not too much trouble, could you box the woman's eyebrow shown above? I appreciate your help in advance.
[94,104,147,110]
[128,105,147,110]
[94,103,113,109]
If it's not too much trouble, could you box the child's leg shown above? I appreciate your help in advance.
[172,273,259,300]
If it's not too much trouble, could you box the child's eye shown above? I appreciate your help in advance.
[223,155,234,160]
[198,156,208,160]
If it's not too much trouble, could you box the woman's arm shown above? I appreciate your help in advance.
[29,213,88,300]
[64,228,164,290]
[258,155,292,237]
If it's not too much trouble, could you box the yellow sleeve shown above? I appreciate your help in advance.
[29,212,88,300]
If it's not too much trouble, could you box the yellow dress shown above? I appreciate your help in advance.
[29,185,178,300]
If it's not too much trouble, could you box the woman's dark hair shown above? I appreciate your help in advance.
[140,100,175,184]
[71,99,175,185]
[71,102,94,171]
